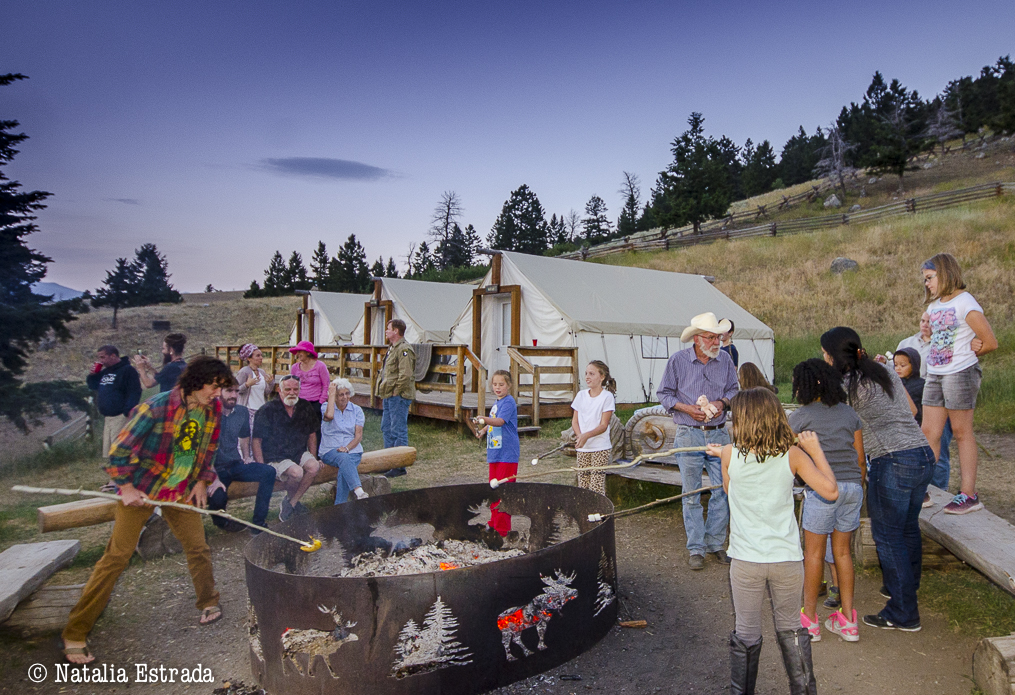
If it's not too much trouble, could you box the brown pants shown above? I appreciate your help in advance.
[63,502,219,642]
[576,449,610,495]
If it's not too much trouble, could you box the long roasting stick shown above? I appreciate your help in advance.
[529,442,569,466]
[11,485,323,552]
[587,484,723,522]
[490,445,710,488]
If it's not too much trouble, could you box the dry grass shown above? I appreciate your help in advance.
[24,293,300,384]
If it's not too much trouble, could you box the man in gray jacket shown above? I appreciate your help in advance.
[378,319,415,477]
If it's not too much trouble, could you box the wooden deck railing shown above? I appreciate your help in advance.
[507,346,579,426]
[216,343,488,423]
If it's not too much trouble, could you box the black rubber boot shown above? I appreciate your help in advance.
[776,627,817,695]
[729,631,762,694]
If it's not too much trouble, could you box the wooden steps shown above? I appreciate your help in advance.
[0,540,80,623]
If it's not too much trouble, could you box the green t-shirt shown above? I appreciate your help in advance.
[154,408,206,500]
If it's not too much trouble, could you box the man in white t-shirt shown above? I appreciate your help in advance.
[896,312,951,492]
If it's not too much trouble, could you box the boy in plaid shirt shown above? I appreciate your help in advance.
[62,357,234,664]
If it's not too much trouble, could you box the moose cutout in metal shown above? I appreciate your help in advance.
[496,570,578,661]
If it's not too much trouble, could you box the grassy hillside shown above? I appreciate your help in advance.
[597,197,1015,431]
[25,292,300,384]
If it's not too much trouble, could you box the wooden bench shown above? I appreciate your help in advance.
[36,446,416,533]
[0,540,80,623]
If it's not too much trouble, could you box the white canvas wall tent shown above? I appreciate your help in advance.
[448,250,775,404]
[354,277,477,345]
[289,291,371,345]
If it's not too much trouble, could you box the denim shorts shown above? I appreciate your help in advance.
[924,363,981,410]
[801,481,864,535]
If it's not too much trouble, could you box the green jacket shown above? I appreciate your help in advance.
[378,338,416,400]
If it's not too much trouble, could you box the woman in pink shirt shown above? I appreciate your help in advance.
[289,341,330,403]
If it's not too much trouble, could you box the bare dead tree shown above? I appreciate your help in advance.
[429,191,463,247]
[813,124,857,202]
[564,209,581,242]
[924,102,963,158]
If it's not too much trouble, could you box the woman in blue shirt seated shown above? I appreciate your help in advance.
[320,378,369,504]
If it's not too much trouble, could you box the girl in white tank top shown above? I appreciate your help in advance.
[706,388,838,695]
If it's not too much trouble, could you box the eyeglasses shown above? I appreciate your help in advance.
[698,334,721,344]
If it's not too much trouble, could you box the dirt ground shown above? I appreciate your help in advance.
[4,433,1011,695]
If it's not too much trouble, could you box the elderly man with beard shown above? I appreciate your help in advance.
[206,382,277,534]
[657,312,740,570]
[251,375,322,521]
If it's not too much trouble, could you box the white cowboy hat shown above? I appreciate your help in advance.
[680,312,732,343]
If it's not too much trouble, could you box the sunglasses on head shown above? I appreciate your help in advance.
[279,375,300,383]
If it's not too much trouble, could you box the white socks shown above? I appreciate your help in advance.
[354,487,369,500]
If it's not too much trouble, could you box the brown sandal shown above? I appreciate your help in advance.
[63,645,96,664]
[200,606,223,625]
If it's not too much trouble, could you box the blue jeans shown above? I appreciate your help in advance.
[867,445,935,627]
[930,418,953,490]
[381,396,410,448]
[208,460,277,526]
[320,449,363,504]
[673,425,730,555]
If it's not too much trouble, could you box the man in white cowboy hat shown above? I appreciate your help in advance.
[657,312,739,570]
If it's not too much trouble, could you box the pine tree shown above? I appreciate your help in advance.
[777,126,827,187]
[411,241,436,276]
[437,223,472,268]
[262,251,287,295]
[0,73,88,432]
[310,241,330,289]
[92,257,135,328]
[385,257,399,278]
[616,172,641,237]
[370,256,385,278]
[286,251,310,292]
[130,243,181,304]
[244,280,262,298]
[741,139,778,197]
[490,185,548,254]
[656,112,734,234]
[582,195,612,242]
[335,234,370,292]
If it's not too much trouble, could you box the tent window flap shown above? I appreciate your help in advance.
[641,336,669,359]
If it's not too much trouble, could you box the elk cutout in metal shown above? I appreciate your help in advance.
[496,570,578,661]
[282,605,359,677]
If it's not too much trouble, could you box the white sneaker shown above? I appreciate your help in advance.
[354,488,369,500]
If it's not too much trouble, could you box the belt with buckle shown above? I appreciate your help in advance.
[693,424,724,431]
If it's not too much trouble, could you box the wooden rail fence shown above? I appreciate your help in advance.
[560,181,1013,261]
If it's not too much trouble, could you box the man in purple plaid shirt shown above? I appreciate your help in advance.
[657,313,739,570]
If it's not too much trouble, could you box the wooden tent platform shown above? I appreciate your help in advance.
[353,389,573,427]
[921,485,1015,597]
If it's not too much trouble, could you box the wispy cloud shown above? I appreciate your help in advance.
[105,197,141,205]
[258,157,394,181]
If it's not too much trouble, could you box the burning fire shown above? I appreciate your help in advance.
[439,562,459,571]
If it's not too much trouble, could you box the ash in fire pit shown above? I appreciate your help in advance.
[339,540,523,577]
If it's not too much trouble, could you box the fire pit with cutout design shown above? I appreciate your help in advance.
[245,482,617,695]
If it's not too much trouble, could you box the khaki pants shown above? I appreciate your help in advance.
[102,414,127,458]
[63,502,219,642]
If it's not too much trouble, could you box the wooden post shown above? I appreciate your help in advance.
[307,308,316,344]
[454,345,464,422]
[477,366,486,418]
[369,346,378,407]
[510,285,521,346]
[269,346,277,378]
[532,367,541,426]
[491,253,501,286]
[571,347,580,399]
[471,292,482,392]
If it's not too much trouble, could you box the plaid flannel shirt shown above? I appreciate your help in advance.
[106,387,221,499]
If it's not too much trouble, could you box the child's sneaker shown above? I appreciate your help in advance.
[825,609,859,642]
[800,608,821,642]
[823,585,841,609]
[943,492,983,515]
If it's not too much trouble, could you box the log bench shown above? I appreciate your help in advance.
[36,446,416,533]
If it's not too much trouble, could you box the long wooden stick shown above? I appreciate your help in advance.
[587,484,723,522]
[529,442,568,465]
[490,446,710,488]
[11,485,322,552]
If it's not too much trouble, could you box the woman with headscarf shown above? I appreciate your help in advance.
[236,343,274,430]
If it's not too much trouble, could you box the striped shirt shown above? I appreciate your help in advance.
[106,388,221,500]
[656,346,739,426]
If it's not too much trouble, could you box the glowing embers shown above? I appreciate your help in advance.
[392,596,473,678]
[282,606,359,677]
[497,570,578,661]
[339,539,523,578]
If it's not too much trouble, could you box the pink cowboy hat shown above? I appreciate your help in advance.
[291,340,318,358]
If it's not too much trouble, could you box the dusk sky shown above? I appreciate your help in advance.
[4,1,1013,293]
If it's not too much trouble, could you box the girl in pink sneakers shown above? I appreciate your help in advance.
[707,388,837,695]
[789,359,864,643]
